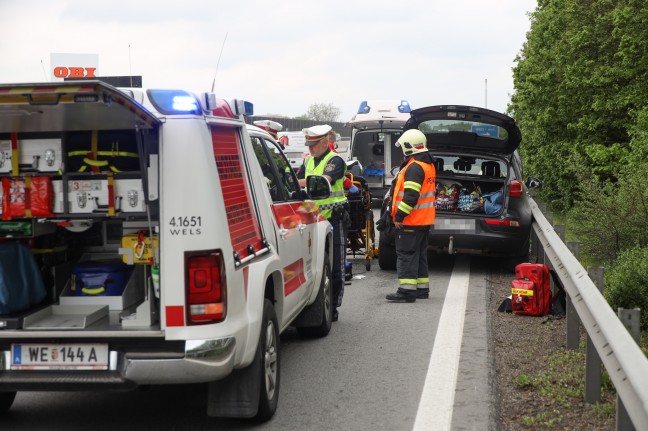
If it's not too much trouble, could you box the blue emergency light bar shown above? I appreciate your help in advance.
[398,100,411,113]
[357,100,411,115]
[357,101,371,114]
[237,100,254,116]
[147,89,202,115]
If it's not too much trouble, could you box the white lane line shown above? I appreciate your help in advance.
[413,256,471,431]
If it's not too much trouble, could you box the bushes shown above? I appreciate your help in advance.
[567,166,648,265]
[604,247,648,332]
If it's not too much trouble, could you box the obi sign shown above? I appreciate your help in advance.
[53,67,96,78]
[50,53,99,82]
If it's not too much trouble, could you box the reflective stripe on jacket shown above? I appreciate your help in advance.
[391,158,436,226]
[305,152,347,219]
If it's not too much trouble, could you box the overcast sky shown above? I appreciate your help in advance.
[0,0,537,121]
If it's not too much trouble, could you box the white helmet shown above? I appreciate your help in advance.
[395,129,427,156]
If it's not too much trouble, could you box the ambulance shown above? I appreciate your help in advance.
[0,81,334,421]
[345,100,411,202]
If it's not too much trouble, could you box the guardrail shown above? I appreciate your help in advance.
[529,197,648,430]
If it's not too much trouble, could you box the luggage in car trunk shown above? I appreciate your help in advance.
[435,179,504,214]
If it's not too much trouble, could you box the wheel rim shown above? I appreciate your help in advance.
[263,321,278,400]
[323,264,332,322]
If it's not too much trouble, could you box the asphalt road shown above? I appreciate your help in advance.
[2,252,495,431]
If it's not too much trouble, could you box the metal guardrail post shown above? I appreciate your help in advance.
[566,242,581,350]
[531,228,539,263]
[544,212,553,225]
[617,308,641,431]
[585,266,604,403]
[550,225,565,313]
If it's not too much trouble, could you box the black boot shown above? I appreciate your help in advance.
[416,288,430,299]
[386,288,417,303]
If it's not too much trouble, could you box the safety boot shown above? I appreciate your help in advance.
[386,288,417,303]
[416,288,430,299]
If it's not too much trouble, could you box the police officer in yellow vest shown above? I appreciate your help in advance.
[386,129,437,302]
[297,125,349,321]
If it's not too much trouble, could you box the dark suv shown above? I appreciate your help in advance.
[378,105,541,270]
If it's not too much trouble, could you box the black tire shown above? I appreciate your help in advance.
[378,233,397,270]
[254,299,280,422]
[365,259,371,271]
[296,253,332,338]
[505,237,531,273]
[0,391,16,415]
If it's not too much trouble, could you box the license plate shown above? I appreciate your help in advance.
[434,219,476,231]
[11,343,109,370]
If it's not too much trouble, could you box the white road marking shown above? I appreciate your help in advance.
[413,256,471,431]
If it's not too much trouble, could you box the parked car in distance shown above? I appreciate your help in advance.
[378,105,541,271]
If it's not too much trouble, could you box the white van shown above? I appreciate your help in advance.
[0,81,334,421]
[346,100,411,201]
[278,131,309,170]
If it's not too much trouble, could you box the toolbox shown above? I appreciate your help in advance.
[0,138,63,174]
[51,178,146,214]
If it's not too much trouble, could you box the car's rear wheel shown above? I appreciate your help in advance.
[505,237,531,272]
[0,391,16,414]
[254,299,280,422]
[378,233,397,270]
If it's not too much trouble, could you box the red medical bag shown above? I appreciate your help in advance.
[511,263,552,316]
[1,176,54,220]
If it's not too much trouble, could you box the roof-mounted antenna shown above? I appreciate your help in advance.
[211,32,228,93]
[40,59,48,81]
[129,44,133,87]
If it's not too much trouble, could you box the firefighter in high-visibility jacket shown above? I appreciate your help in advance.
[386,129,437,302]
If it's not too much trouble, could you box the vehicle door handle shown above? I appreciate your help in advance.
[279,227,288,240]
[297,223,306,235]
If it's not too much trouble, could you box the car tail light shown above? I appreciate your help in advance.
[485,219,521,227]
[185,250,226,324]
[509,180,523,197]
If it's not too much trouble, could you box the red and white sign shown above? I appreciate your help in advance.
[50,53,99,81]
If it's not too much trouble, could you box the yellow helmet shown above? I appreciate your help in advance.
[395,129,427,156]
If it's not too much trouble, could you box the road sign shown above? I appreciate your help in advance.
[471,124,499,138]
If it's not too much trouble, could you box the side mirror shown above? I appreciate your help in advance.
[306,175,331,200]
[526,177,542,190]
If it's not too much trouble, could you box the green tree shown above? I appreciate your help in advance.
[302,103,341,122]
[605,247,648,331]
[509,0,646,212]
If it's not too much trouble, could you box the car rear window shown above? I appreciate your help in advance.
[419,119,509,141]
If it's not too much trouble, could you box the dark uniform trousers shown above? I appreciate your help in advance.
[396,228,430,290]
[329,206,349,310]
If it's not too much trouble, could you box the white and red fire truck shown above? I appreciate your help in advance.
[0,81,334,421]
